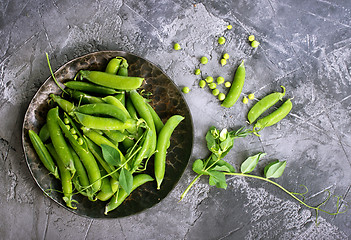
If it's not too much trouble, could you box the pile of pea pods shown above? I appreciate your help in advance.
[28,56,184,214]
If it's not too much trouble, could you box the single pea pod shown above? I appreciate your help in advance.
[102,96,131,118]
[126,97,138,120]
[247,86,286,124]
[47,107,75,175]
[145,101,164,134]
[131,128,153,172]
[64,81,119,95]
[75,103,128,122]
[77,70,144,90]
[254,99,293,132]
[104,174,154,214]
[65,89,104,104]
[96,171,119,202]
[221,61,245,108]
[105,57,123,74]
[117,58,129,77]
[103,130,127,144]
[50,94,76,113]
[74,112,137,131]
[38,123,50,143]
[115,92,126,106]
[46,143,77,209]
[154,115,184,190]
[28,130,60,179]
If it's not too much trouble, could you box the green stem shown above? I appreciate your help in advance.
[179,174,203,201]
[225,173,345,215]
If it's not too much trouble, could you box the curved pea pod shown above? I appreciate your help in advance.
[50,94,75,114]
[74,112,137,131]
[104,174,154,215]
[64,81,119,95]
[117,57,129,77]
[65,89,104,104]
[96,172,119,202]
[102,96,131,118]
[47,107,75,175]
[38,124,50,142]
[75,103,128,122]
[221,61,245,108]
[114,92,126,106]
[145,101,164,134]
[131,128,153,172]
[253,99,293,132]
[77,70,144,90]
[105,57,123,74]
[154,115,184,189]
[28,130,60,179]
[46,143,77,209]
[57,117,102,195]
[248,86,286,124]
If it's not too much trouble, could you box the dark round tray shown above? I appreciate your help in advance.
[22,51,193,218]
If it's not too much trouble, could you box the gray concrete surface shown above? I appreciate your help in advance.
[1,0,351,239]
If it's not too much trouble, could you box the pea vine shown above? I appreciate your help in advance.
[179,126,348,223]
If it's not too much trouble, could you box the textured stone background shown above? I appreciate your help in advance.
[1,0,351,239]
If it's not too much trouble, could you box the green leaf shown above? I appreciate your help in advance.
[208,170,227,189]
[206,127,217,152]
[240,152,266,173]
[220,135,235,157]
[211,165,231,172]
[214,159,236,173]
[192,159,204,174]
[101,144,121,166]
[263,160,279,176]
[264,160,287,178]
[119,168,133,194]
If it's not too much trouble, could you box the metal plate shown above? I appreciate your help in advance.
[22,51,194,218]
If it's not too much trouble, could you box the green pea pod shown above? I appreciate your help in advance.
[221,61,245,108]
[77,70,143,90]
[64,81,119,95]
[248,86,286,124]
[38,123,50,143]
[126,97,138,120]
[46,143,77,209]
[47,107,75,175]
[104,174,154,214]
[74,112,137,131]
[103,130,127,144]
[75,103,128,122]
[115,92,126,106]
[131,128,153,172]
[102,96,131,118]
[130,90,157,156]
[28,130,60,179]
[57,117,102,194]
[105,57,122,74]
[65,89,104,104]
[117,58,129,77]
[154,115,184,189]
[254,99,293,132]
[145,101,164,134]
[50,94,75,113]
[96,170,119,201]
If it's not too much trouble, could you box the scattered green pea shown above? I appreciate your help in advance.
[224,81,231,88]
[212,89,219,96]
[251,40,260,48]
[223,53,229,60]
[242,97,249,104]
[182,87,190,94]
[248,35,255,41]
[199,80,206,88]
[217,77,225,84]
[248,93,255,100]
[205,76,213,83]
[64,118,70,124]
[209,83,217,89]
[194,69,201,75]
[218,93,226,101]
[77,138,84,145]
[70,128,76,135]
[218,36,226,45]
[174,43,181,50]
[227,25,232,30]
[201,56,208,64]
[221,59,227,66]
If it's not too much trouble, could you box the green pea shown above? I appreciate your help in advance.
[217,77,225,84]
[64,118,70,124]
[221,59,227,66]
[73,134,78,140]
[243,97,249,104]
[65,124,71,130]
[248,93,255,100]
[194,69,201,75]
[77,138,84,145]
[218,93,226,101]
[251,40,260,48]
[70,128,76,135]
[199,80,206,88]
[182,87,190,94]
[209,83,217,89]
[225,82,231,88]
[205,76,213,83]
[218,36,226,45]
[248,35,255,42]
[174,43,181,50]
[212,89,219,96]
[223,53,229,59]
[227,25,232,30]
[201,57,208,64]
